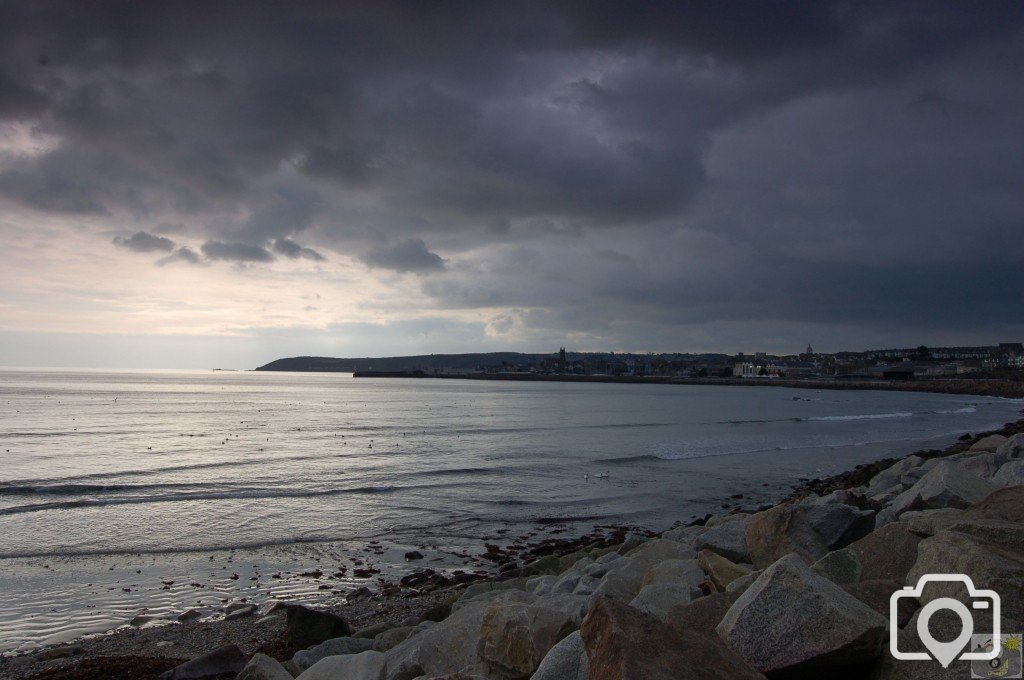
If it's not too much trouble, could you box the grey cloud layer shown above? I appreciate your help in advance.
[113,231,174,253]
[1,1,1022,349]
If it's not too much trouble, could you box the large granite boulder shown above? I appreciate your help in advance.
[842,579,917,627]
[993,460,1024,487]
[373,626,415,652]
[803,503,876,550]
[665,591,739,638]
[628,582,697,622]
[744,504,828,568]
[624,537,697,562]
[698,549,752,591]
[293,636,374,672]
[531,631,588,680]
[477,603,575,679]
[453,579,529,612]
[947,450,1008,480]
[716,554,888,673]
[388,590,534,679]
[284,604,352,649]
[692,515,751,563]
[960,485,1024,523]
[592,540,694,603]
[871,608,1020,680]
[867,456,924,494]
[640,558,705,591]
[382,622,435,680]
[847,521,922,583]
[906,526,1024,621]
[810,548,862,585]
[298,650,387,680]
[661,524,708,546]
[237,653,293,680]
[581,596,765,680]
[971,434,1008,452]
[997,433,1024,458]
[882,462,999,523]
[159,645,248,680]
[724,569,762,595]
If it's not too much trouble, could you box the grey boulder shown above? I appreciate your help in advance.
[993,460,1024,487]
[810,548,862,585]
[628,582,698,622]
[803,503,875,550]
[997,432,1024,458]
[692,515,751,563]
[293,636,374,672]
[716,554,888,673]
[298,650,387,680]
[970,434,1008,452]
[159,645,248,680]
[531,630,588,680]
[237,653,293,680]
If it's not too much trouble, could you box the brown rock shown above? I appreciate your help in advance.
[697,549,751,591]
[961,485,1024,523]
[477,603,575,678]
[842,579,918,627]
[580,596,765,680]
[846,522,922,583]
[665,591,740,638]
[744,504,828,569]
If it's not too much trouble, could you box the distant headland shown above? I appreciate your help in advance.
[256,344,1024,398]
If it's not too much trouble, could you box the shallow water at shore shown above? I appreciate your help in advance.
[1,368,1020,652]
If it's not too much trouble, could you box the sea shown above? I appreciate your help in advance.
[1,368,1020,653]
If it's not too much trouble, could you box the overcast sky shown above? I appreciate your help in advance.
[1,1,1022,368]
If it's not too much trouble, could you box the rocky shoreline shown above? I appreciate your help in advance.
[4,418,1024,679]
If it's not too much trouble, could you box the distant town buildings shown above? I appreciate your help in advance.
[429,342,1024,381]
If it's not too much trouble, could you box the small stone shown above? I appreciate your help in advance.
[404,550,425,561]
[224,604,257,620]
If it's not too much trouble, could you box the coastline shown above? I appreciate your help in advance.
[5,415,1023,679]
[351,371,1024,399]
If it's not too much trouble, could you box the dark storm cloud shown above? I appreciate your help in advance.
[361,239,445,273]
[113,231,174,253]
[273,238,325,261]
[200,241,275,263]
[156,246,202,266]
[1,1,1023,348]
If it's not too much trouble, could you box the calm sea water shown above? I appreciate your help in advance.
[0,368,1020,652]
